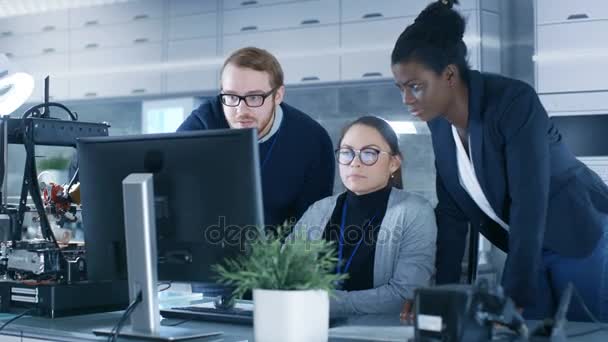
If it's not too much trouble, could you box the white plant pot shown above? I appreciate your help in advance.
[253,289,329,342]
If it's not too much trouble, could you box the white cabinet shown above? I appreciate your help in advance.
[70,44,162,70]
[535,0,608,114]
[341,0,428,22]
[340,18,408,81]
[168,38,218,61]
[340,9,485,81]
[0,11,69,36]
[223,0,300,10]
[536,21,608,93]
[480,11,500,73]
[70,20,163,51]
[537,0,608,25]
[167,68,219,93]
[69,0,163,28]
[2,31,69,57]
[341,17,411,48]
[70,72,162,99]
[540,93,608,114]
[222,25,339,55]
[28,77,70,103]
[281,55,340,84]
[168,13,217,40]
[223,0,338,34]
[341,0,476,23]
[14,54,69,74]
[341,50,392,81]
[0,0,504,99]
[169,0,218,16]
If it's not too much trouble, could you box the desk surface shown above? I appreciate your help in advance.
[0,311,605,342]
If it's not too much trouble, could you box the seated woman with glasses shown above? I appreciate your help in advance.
[291,116,437,316]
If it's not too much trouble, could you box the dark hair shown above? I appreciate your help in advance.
[338,116,403,189]
[391,0,470,82]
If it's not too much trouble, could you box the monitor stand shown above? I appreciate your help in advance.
[93,173,222,341]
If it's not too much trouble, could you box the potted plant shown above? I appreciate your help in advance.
[214,227,346,342]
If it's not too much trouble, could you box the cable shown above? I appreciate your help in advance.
[0,308,36,332]
[164,319,192,327]
[108,291,142,342]
[158,282,172,292]
[21,102,77,121]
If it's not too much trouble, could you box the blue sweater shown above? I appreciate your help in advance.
[177,96,335,228]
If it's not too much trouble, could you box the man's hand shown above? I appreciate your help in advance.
[400,300,414,323]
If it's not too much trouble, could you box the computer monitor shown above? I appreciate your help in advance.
[77,129,264,284]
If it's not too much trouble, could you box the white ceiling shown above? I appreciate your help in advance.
[0,0,132,18]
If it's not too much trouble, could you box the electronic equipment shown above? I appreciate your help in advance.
[0,77,126,317]
[78,129,264,340]
[414,280,527,342]
[78,129,264,284]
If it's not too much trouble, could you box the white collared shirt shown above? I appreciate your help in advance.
[451,125,509,231]
[258,105,283,143]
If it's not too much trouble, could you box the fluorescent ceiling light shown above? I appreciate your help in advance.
[388,121,417,135]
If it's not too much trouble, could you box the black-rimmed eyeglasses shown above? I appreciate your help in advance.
[334,147,391,166]
[219,88,277,108]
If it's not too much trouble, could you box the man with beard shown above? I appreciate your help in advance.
[178,47,335,231]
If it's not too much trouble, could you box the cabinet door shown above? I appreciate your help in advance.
[537,21,608,93]
[223,0,300,10]
[223,0,338,34]
[167,68,219,94]
[70,72,162,99]
[281,55,340,84]
[341,50,392,81]
[28,77,69,103]
[0,11,68,36]
[169,0,218,17]
[222,26,339,55]
[69,0,163,28]
[168,38,217,61]
[70,20,163,51]
[537,0,608,25]
[3,32,69,57]
[169,13,217,40]
[70,44,162,70]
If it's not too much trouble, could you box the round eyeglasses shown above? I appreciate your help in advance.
[335,147,391,166]
[219,88,277,108]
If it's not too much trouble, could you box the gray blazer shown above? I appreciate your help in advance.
[292,188,437,316]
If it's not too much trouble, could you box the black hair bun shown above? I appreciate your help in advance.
[412,0,465,46]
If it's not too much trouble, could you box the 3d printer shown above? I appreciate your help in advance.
[0,62,127,317]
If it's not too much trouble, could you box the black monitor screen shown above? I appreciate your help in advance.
[551,114,608,157]
[78,129,264,283]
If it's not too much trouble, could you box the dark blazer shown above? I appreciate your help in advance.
[429,70,608,307]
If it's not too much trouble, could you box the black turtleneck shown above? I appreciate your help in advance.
[323,185,392,291]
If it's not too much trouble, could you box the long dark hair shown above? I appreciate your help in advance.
[338,116,403,189]
[391,0,471,82]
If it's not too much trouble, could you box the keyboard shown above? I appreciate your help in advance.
[161,306,253,325]
[161,305,347,327]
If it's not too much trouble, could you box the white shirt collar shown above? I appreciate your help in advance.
[258,105,283,143]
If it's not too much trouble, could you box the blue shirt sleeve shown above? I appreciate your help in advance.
[292,127,335,222]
